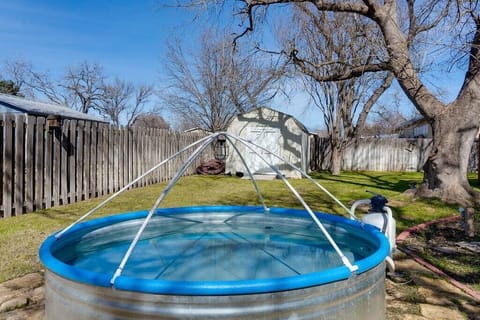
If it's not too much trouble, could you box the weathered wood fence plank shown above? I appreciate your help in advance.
[34,118,45,210]
[14,115,25,215]
[44,122,53,209]
[52,127,61,207]
[76,121,84,202]
[90,122,98,199]
[25,116,35,212]
[2,114,14,217]
[68,120,76,203]
[60,121,68,205]
[83,121,91,200]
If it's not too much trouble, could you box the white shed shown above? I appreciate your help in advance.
[226,107,310,178]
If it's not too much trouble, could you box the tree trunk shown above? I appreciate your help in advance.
[418,108,479,206]
[330,146,342,176]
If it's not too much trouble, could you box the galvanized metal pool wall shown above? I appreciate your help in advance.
[45,262,385,320]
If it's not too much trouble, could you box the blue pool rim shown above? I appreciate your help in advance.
[39,205,390,296]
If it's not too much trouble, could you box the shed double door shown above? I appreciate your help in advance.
[244,127,281,175]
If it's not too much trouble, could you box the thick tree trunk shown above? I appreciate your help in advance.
[330,146,342,176]
[418,108,480,206]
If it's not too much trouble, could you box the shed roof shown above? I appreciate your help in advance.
[234,107,310,134]
[0,93,107,123]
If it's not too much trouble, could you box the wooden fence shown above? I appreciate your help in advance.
[310,136,478,172]
[0,114,208,218]
[4,115,478,219]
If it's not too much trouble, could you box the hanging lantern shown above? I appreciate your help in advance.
[214,134,228,160]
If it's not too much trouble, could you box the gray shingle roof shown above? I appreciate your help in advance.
[0,93,107,123]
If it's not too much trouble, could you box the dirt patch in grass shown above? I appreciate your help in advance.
[400,215,480,291]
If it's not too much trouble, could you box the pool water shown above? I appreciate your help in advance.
[53,209,377,282]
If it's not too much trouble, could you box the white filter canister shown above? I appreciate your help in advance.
[362,212,396,255]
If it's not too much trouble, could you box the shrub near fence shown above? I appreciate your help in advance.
[310,136,478,173]
[0,114,208,218]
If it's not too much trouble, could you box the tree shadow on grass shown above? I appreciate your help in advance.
[393,200,456,231]
[210,179,343,215]
[310,171,421,194]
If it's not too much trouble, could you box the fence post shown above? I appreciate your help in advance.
[34,117,45,210]
[90,121,98,198]
[25,116,35,212]
[14,115,25,215]
[60,120,68,205]
[2,114,14,217]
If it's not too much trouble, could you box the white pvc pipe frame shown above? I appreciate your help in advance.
[54,131,360,286]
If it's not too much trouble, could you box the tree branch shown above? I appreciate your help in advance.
[355,72,394,133]
[458,12,480,101]
[406,0,453,46]
[235,0,371,41]
[291,48,389,81]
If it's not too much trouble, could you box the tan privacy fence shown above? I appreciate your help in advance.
[0,114,207,218]
[310,136,478,172]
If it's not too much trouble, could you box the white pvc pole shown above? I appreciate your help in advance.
[110,135,216,286]
[226,133,358,273]
[225,135,268,212]
[55,134,214,239]
[228,133,356,219]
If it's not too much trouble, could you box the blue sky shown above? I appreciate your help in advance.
[0,1,467,130]
[0,1,191,84]
[0,0,315,128]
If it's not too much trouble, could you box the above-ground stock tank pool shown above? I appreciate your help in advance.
[39,132,391,320]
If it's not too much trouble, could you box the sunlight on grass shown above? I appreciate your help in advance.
[0,171,467,282]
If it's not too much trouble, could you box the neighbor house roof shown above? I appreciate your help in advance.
[0,93,108,123]
[395,116,429,131]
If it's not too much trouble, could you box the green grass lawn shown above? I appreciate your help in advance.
[0,171,475,282]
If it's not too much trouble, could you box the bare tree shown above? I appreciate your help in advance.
[2,60,106,111]
[1,59,71,105]
[126,84,155,127]
[361,93,410,137]
[285,7,393,175]
[96,78,133,126]
[61,61,106,113]
[94,79,155,126]
[1,59,34,97]
[162,30,284,132]
[174,0,480,206]
[131,113,170,129]
[30,69,71,106]
[1,59,156,127]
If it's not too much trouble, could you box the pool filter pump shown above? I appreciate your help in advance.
[351,193,397,256]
